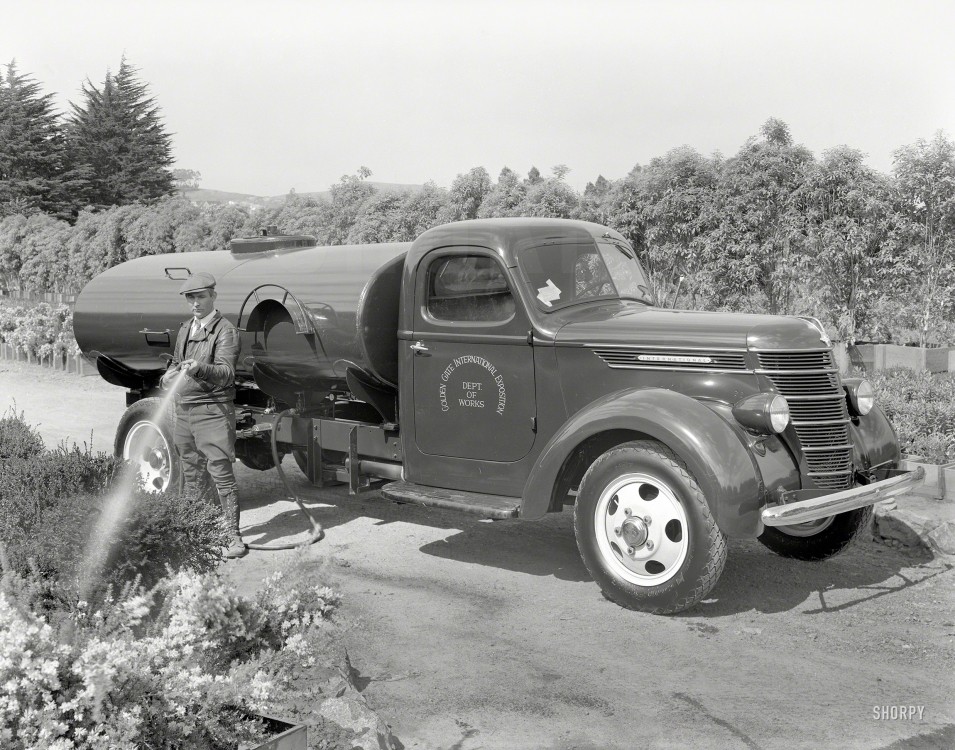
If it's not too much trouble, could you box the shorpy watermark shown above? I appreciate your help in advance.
[872,705,925,721]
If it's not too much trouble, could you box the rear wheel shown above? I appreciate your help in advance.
[114,397,178,492]
[573,440,726,614]
[758,506,873,561]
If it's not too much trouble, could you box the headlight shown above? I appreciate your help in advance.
[844,378,875,416]
[733,393,790,434]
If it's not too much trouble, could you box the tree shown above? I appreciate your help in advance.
[171,168,202,192]
[0,214,30,288]
[890,131,955,346]
[349,182,448,242]
[477,167,526,218]
[65,204,143,287]
[17,214,73,292]
[325,168,377,244]
[396,181,448,239]
[797,146,897,343]
[67,57,174,209]
[516,168,579,218]
[0,62,76,218]
[198,203,249,251]
[577,174,614,224]
[347,190,406,243]
[437,167,492,223]
[701,119,814,314]
[123,199,199,260]
[609,147,718,308]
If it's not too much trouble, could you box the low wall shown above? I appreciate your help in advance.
[851,344,954,374]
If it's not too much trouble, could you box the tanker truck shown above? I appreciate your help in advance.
[73,218,922,614]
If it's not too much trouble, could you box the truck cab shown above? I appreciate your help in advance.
[73,218,923,614]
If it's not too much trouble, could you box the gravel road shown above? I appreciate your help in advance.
[2,360,953,750]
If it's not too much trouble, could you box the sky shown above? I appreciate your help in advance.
[3,0,953,196]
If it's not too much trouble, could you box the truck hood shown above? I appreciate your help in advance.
[553,304,829,351]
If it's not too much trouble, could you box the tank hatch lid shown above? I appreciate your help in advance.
[230,226,317,255]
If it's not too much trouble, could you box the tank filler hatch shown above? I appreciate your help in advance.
[230,226,317,255]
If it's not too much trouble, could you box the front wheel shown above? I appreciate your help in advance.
[573,440,726,615]
[758,506,874,561]
[114,397,179,492]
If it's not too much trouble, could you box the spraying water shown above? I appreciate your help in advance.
[77,368,188,601]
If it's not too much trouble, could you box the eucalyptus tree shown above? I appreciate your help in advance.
[607,148,718,308]
[515,165,578,218]
[477,167,526,218]
[703,118,814,314]
[891,131,955,346]
[796,146,897,344]
[325,167,376,244]
[577,174,614,225]
[438,166,492,223]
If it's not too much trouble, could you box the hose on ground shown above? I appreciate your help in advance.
[245,408,324,551]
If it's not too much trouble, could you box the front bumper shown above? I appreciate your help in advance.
[761,467,925,527]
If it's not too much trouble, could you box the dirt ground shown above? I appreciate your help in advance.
[2,360,953,750]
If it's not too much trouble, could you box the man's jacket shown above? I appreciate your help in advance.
[168,311,240,405]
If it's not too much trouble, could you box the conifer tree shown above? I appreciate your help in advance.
[67,57,174,208]
[0,62,75,218]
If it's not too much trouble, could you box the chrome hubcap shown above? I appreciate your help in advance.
[595,473,689,587]
[124,421,172,492]
[620,517,649,548]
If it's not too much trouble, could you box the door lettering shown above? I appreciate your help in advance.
[438,356,507,415]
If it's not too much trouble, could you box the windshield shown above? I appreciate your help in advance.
[518,239,653,311]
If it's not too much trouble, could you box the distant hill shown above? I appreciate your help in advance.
[183,181,424,209]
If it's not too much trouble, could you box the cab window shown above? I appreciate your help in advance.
[426,255,516,322]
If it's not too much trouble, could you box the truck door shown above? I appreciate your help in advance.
[411,248,536,462]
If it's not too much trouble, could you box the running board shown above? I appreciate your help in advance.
[380,482,520,519]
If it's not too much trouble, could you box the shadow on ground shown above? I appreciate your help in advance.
[236,461,953,617]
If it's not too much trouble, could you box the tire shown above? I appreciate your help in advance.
[757,506,874,561]
[114,397,179,492]
[573,440,726,615]
[237,441,276,471]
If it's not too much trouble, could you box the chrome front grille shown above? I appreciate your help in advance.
[757,350,853,490]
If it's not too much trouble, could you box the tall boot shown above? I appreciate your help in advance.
[219,487,247,559]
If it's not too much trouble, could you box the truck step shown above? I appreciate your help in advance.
[380,482,520,519]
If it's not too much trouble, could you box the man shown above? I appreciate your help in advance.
[161,271,245,558]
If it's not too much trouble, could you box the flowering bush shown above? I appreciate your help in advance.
[870,369,955,463]
[0,300,79,358]
[0,566,341,749]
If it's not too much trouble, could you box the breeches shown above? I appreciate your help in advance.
[174,401,239,533]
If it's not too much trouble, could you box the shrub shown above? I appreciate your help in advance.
[870,369,955,463]
[0,442,119,538]
[0,412,226,606]
[4,484,228,603]
[0,408,44,460]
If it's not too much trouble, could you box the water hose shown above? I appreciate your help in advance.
[245,408,325,551]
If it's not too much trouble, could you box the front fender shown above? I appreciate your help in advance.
[521,388,764,537]
[850,404,902,471]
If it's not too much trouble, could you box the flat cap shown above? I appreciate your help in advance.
[179,271,217,295]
